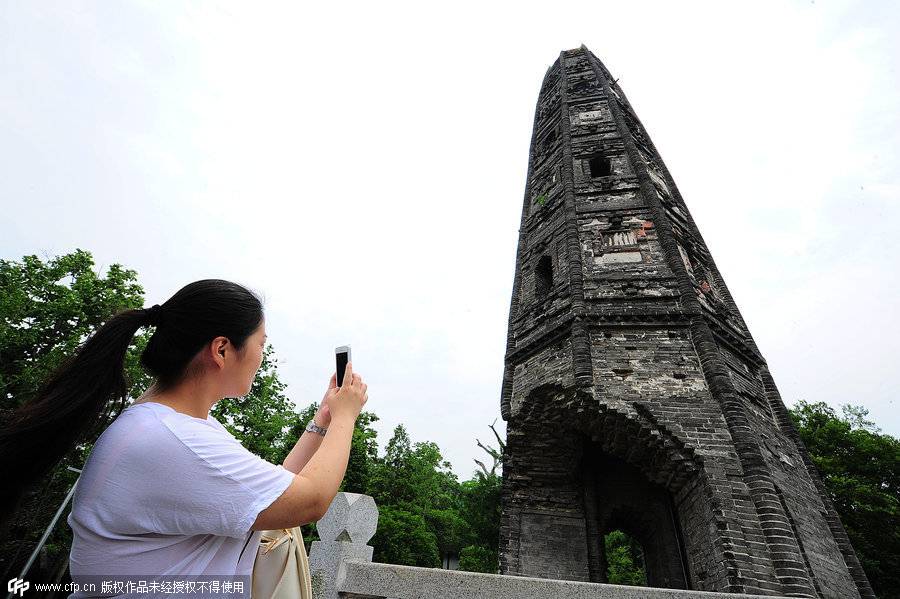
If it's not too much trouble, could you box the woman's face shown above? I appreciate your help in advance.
[224,318,266,397]
[235,318,267,397]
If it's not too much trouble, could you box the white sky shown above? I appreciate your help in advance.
[2,1,898,480]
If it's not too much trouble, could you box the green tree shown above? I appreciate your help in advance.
[604,530,647,586]
[0,249,150,417]
[455,421,503,573]
[458,545,497,573]
[366,424,467,566]
[0,250,150,581]
[340,411,381,495]
[371,505,440,567]
[458,474,501,559]
[789,400,900,598]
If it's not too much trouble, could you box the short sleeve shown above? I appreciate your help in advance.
[137,417,297,539]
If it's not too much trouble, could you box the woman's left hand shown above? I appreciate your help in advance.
[313,373,337,428]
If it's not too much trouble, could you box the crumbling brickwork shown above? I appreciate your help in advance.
[499,46,875,599]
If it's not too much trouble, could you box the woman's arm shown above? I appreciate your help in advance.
[282,411,329,474]
[282,376,337,473]
[256,364,367,530]
[256,410,357,530]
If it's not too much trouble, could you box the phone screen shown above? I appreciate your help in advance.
[336,350,349,387]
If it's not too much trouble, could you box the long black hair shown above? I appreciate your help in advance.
[0,279,264,531]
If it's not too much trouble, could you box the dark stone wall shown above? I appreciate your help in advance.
[499,46,874,599]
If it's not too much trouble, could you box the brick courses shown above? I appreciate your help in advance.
[498,46,874,599]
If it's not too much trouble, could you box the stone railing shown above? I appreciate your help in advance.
[307,492,791,599]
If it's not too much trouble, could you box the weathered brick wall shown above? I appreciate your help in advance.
[501,390,591,582]
[586,328,781,594]
[499,45,873,599]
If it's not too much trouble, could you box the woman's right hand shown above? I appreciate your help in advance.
[324,362,368,422]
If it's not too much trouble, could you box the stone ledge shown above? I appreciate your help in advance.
[337,560,793,599]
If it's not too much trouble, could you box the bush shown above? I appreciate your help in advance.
[457,545,498,573]
[370,505,440,568]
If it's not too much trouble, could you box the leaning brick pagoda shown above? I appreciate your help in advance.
[498,45,873,599]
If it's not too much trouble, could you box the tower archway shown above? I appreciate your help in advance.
[584,452,689,588]
[503,383,715,590]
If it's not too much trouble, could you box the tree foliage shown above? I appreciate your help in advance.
[0,249,150,416]
[340,410,380,495]
[0,250,150,579]
[0,250,323,581]
[331,419,503,573]
[366,424,467,565]
[12,250,899,598]
[604,530,647,586]
[372,505,440,567]
[458,544,496,573]
[789,400,899,598]
[454,472,501,573]
[1,249,510,581]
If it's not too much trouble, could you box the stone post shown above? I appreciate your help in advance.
[308,492,378,599]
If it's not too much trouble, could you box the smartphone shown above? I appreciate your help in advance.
[335,345,352,387]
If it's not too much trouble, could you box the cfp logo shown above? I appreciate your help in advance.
[7,578,29,597]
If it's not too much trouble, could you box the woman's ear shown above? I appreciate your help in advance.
[211,337,228,366]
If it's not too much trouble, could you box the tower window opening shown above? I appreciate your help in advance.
[535,255,553,298]
[588,153,612,178]
[604,530,648,587]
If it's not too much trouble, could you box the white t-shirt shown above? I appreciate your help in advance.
[67,401,297,598]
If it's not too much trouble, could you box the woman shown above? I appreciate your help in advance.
[0,279,367,596]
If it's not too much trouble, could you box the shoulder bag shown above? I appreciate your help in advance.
[250,527,313,599]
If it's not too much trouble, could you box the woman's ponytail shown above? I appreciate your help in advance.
[0,279,264,531]
[0,306,149,526]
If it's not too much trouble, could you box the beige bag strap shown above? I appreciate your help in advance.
[294,528,313,598]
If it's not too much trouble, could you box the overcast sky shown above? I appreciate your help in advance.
[2,1,898,480]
